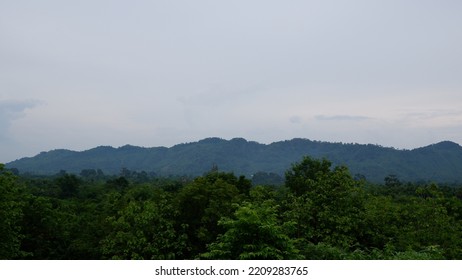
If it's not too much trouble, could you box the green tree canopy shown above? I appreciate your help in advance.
[285,156,332,196]
[201,201,301,260]
[284,157,366,250]
[101,187,185,259]
[0,164,27,259]
[176,173,242,258]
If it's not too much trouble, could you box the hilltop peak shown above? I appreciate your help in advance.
[433,141,461,148]
[416,141,461,151]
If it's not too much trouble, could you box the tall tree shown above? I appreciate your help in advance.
[176,172,242,258]
[284,157,366,251]
[285,156,332,196]
[201,201,301,260]
[101,187,185,259]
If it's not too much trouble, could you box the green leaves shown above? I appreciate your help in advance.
[176,172,242,258]
[284,157,366,250]
[101,188,185,260]
[0,164,27,259]
[3,156,462,260]
[285,156,332,196]
[201,201,301,260]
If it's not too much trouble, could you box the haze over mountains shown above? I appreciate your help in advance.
[6,138,462,183]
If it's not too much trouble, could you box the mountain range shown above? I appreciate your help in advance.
[5,138,462,183]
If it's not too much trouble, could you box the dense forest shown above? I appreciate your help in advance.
[7,138,462,183]
[1,156,462,260]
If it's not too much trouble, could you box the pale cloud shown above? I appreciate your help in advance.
[315,115,372,122]
[399,109,462,130]
[0,99,42,161]
[289,115,303,124]
[1,0,462,161]
[0,99,41,135]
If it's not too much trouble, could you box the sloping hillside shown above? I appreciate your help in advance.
[6,138,462,183]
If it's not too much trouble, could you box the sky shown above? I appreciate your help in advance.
[1,0,462,162]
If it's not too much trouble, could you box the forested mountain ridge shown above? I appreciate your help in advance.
[6,138,462,183]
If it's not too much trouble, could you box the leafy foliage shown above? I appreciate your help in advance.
[0,164,27,259]
[2,155,462,260]
[175,171,243,258]
[201,201,301,260]
[101,187,185,259]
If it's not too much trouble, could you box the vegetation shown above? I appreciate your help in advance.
[1,157,462,260]
[6,138,462,183]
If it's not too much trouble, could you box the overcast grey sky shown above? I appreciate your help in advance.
[1,0,462,162]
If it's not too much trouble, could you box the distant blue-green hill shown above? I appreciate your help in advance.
[5,138,462,183]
